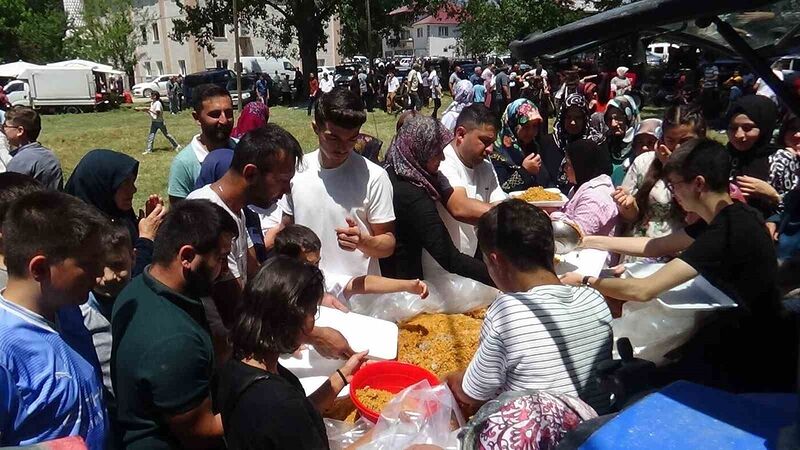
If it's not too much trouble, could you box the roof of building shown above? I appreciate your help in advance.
[413,8,460,26]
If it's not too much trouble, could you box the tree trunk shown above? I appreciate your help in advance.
[296,28,319,98]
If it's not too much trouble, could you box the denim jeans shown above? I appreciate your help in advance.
[145,120,179,153]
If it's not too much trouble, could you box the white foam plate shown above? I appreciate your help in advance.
[555,249,608,278]
[280,306,398,397]
[623,262,738,310]
[509,188,568,208]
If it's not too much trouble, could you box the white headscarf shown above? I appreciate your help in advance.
[441,80,475,132]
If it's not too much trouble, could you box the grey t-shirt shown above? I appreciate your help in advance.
[494,72,510,99]
[7,142,63,191]
[80,292,114,396]
[0,266,7,291]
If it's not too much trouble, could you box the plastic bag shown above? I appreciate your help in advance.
[611,300,710,365]
[356,380,465,450]
[349,272,498,322]
[325,417,373,450]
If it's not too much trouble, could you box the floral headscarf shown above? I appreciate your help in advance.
[441,79,475,132]
[494,99,543,153]
[384,115,453,200]
[232,101,269,139]
[606,94,640,145]
[553,93,605,150]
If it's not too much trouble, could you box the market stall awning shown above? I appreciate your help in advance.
[0,60,42,78]
[509,0,781,60]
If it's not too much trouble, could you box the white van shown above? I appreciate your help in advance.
[240,57,297,80]
[647,42,679,64]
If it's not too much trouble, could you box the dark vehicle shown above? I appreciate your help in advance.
[394,66,412,85]
[183,68,234,108]
[226,74,258,107]
[334,64,360,88]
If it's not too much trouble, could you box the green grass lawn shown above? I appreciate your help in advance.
[38,99,725,210]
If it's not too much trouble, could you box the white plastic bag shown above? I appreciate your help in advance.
[611,300,709,365]
[349,272,498,322]
[325,417,373,450]
[356,380,465,450]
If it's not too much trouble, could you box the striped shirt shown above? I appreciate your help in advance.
[462,284,613,413]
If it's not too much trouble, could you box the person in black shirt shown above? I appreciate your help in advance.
[379,115,493,286]
[214,256,368,450]
[563,138,795,392]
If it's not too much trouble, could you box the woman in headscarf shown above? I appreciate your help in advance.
[769,115,800,199]
[521,74,553,140]
[727,95,780,217]
[193,148,269,263]
[65,149,165,276]
[541,92,605,194]
[602,94,640,186]
[380,115,493,286]
[613,105,707,262]
[611,66,632,97]
[490,99,553,193]
[231,100,269,139]
[441,79,474,132]
[551,139,617,237]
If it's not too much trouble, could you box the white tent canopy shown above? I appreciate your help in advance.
[47,59,125,75]
[0,60,42,78]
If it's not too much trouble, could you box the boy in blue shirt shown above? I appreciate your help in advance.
[0,191,110,448]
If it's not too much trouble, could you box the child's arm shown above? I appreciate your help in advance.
[343,275,428,300]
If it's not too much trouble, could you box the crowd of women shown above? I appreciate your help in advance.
[0,58,799,448]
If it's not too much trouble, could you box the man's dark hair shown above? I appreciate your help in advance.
[5,106,42,141]
[193,83,232,112]
[456,103,499,131]
[477,199,555,272]
[231,256,324,357]
[231,123,303,173]
[152,199,238,264]
[274,224,321,258]
[314,87,367,130]
[663,138,731,193]
[0,173,43,226]
[103,222,133,255]
[3,192,110,277]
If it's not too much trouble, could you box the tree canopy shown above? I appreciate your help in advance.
[0,0,67,63]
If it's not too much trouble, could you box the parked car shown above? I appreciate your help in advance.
[318,66,335,78]
[183,68,234,108]
[226,74,258,107]
[773,54,800,78]
[334,64,360,88]
[132,74,179,98]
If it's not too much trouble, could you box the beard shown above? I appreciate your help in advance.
[201,123,233,144]
[184,262,217,297]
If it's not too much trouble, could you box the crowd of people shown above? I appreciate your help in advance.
[0,57,799,448]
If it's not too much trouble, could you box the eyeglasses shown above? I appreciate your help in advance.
[1,123,20,131]
[665,179,687,193]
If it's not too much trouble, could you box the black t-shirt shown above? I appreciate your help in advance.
[679,202,780,318]
[214,360,329,450]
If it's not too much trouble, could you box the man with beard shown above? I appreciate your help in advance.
[111,200,238,450]
[187,124,355,358]
[167,84,237,204]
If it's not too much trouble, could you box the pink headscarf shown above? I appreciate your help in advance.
[232,101,269,139]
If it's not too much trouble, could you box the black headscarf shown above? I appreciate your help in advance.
[726,95,779,180]
[65,149,139,239]
[566,139,612,187]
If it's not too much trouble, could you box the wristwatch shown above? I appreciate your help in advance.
[581,275,592,286]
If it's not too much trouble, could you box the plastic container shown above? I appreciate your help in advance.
[349,361,440,422]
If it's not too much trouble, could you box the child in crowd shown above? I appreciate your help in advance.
[0,191,110,447]
[2,106,63,190]
[0,172,43,290]
[274,224,428,303]
[447,200,613,415]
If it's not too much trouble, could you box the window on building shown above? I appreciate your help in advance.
[417,28,422,38]
[178,60,187,75]
[140,25,147,42]
[216,59,229,69]
[439,26,449,37]
[213,21,226,39]
[156,61,163,75]
[144,61,152,77]
[152,23,159,42]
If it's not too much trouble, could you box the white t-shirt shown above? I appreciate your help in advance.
[149,100,163,121]
[186,185,253,282]
[422,144,506,276]
[756,70,785,104]
[322,269,354,304]
[387,77,400,93]
[278,150,395,278]
[249,204,281,237]
[462,285,613,413]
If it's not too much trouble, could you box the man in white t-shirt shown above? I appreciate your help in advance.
[279,87,396,282]
[422,104,506,278]
[754,68,785,105]
[447,201,613,414]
